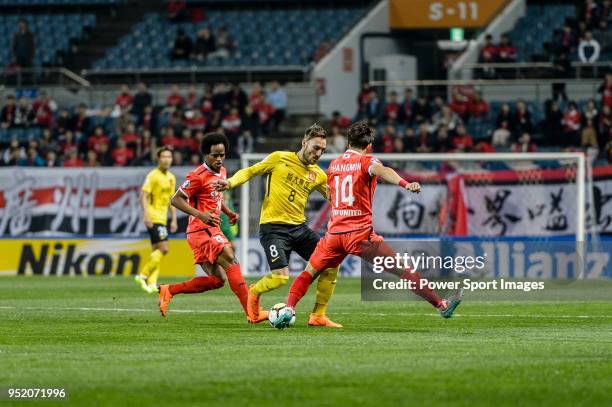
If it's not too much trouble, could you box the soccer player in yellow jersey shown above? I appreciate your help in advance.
[135,147,178,294]
[214,124,342,327]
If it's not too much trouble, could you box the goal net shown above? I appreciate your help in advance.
[235,152,593,276]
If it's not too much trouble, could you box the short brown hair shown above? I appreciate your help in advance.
[347,120,374,149]
[304,123,326,141]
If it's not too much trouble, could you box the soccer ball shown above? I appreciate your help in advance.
[268,303,295,328]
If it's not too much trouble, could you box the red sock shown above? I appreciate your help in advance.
[400,269,444,308]
[168,275,224,295]
[287,271,313,308]
[224,263,248,313]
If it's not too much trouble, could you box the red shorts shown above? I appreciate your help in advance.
[309,227,384,272]
[186,228,230,265]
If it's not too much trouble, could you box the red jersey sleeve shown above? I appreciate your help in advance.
[365,156,382,177]
[178,172,202,199]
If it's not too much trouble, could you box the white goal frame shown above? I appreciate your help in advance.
[238,152,588,272]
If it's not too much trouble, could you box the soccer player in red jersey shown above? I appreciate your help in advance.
[158,132,268,323]
[273,121,462,328]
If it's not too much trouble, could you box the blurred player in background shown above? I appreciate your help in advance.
[159,132,268,323]
[135,147,177,293]
[214,124,342,328]
[274,121,463,328]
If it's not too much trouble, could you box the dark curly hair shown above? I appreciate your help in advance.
[304,123,327,141]
[347,120,374,149]
[200,132,229,155]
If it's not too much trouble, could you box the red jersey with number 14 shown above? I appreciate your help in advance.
[178,163,226,234]
[326,149,381,233]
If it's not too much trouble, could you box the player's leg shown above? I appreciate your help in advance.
[158,262,225,317]
[215,244,269,323]
[146,239,169,291]
[136,224,166,293]
[247,225,291,319]
[359,232,462,318]
[293,226,342,328]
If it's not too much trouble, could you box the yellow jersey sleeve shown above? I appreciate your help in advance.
[227,151,281,188]
[141,172,154,194]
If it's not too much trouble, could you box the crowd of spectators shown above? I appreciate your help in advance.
[352,78,612,162]
[170,26,235,62]
[0,81,287,167]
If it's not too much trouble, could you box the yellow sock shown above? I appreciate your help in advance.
[140,249,163,279]
[250,273,289,295]
[148,264,160,287]
[312,266,339,316]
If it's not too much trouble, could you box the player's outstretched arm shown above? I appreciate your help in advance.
[170,190,220,227]
[370,163,421,193]
[213,152,281,191]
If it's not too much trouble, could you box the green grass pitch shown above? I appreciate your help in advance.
[1,276,611,407]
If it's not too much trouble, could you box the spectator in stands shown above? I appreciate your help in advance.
[497,34,517,63]
[514,100,533,135]
[267,81,287,130]
[221,107,242,150]
[583,99,599,125]
[474,138,496,153]
[208,27,233,59]
[228,83,248,114]
[185,108,206,132]
[434,126,452,153]
[59,130,79,158]
[179,129,198,156]
[1,95,16,128]
[492,121,512,147]
[167,0,188,23]
[562,102,582,147]
[328,126,346,154]
[121,122,139,150]
[112,139,134,167]
[452,125,473,152]
[312,39,332,63]
[256,96,275,134]
[578,31,601,63]
[469,91,489,122]
[84,149,99,167]
[115,84,134,111]
[39,128,58,157]
[213,82,230,114]
[56,109,71,135]
[173,150,184,166]
[12,19,35,68]
[601,0,612,23]
[18,145,44,167]
[166,85,185,108]
[2,138,24,166]
[450,89,470,122]
[552,53,571,102]
[415,123,433,153]
[556,24,577,56]
[594,20,612,52]
[88,126,110,155]
[496,103,514,133]
[161,127,181,150]
[241,104,261,142]
[139,105,156,134]
[365,90,382,125]
[132,82,152,120]
[376,125,397,153]
[63,149,83,168]
[32,91,57,128]
[412,96,432,124]
[357,82,371,114]
[512,132,537,153]
[581,118,599,149]
[237,129,254,155]
[383,91,401,124]
[480,34,498,63]
[14,97,34,127]
[170,28,193,60]
[598,73,612,108]
[45,151,59,167]
[583,0,600,29]
[400,88,414,125]
[185,85,199,109]
[403,127,417,152]
[432,105,462,133]
[192,28,216,62]
[70,104,91,137]
[432,96,446,115]
[331,111,350,129]
[98,142,113,166]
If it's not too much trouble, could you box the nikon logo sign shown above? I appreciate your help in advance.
[17,243,141,276]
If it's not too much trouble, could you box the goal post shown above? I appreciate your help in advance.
[238,152,590,275]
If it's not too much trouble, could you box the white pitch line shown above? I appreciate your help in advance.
[0,306,610,319]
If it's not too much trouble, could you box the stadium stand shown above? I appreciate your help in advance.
[92,6,367,70]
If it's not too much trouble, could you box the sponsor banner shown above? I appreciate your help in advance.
[0,237,361,277]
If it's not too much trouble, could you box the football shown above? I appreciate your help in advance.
[268,303,295,328]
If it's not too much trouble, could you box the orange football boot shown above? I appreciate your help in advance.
[308,314,343,328]
[158,284,173,317]
[247,309,269,324]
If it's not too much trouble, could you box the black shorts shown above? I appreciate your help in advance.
[147,223,169,245]
[259,223,320,271]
